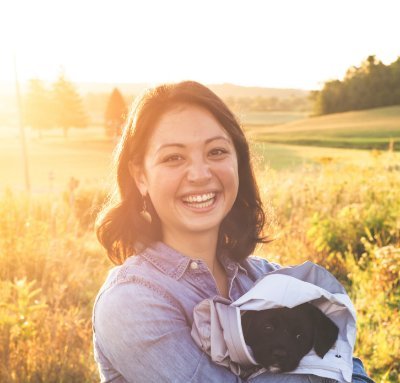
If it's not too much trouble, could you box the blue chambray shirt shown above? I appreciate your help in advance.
[92,241,374,383]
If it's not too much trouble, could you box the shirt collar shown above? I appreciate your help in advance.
[219,250,248,275]
[140,241,247,280]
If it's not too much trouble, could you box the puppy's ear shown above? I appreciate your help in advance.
[241,311,255,343]
[309,305,339,358]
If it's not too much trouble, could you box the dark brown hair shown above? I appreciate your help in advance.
[96,81,267,264]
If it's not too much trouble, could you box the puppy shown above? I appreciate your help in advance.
[241,303,339,373]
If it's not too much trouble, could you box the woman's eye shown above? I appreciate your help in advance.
[209,148,228,157]
[163,154,183,163]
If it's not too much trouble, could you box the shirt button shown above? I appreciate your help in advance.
[190,261,199,270]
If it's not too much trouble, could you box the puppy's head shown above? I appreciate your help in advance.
[241,303,339,373]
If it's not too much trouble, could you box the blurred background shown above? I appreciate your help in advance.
[0,0,399,382]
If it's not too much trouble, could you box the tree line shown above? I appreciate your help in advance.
[24,75,313,139]
[24,75,127,138]
[24,56,400,137]
[24,74,88,137]
[312,55,400,115]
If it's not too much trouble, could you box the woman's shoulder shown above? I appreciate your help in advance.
[240,254,281,281]
[94,251,179,311]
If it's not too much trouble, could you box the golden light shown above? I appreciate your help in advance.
[0,0,398,89]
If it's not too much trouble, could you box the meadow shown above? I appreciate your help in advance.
[1,108,400,382]
[246,106,400,151]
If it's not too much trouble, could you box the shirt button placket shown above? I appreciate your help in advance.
[189,260,216,293]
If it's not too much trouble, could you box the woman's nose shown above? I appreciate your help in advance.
[186,159,212,183]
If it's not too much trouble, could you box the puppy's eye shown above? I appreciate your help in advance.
[264,324,275,332]
[295,333,302,341]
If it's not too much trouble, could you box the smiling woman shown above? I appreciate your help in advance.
[130,104,239,269]
[92,81,374,383]
[96,81,265,265]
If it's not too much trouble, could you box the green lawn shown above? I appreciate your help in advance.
[249,141,399,171]
[245,106,400,151]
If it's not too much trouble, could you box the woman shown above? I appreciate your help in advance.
[93,81,373,382]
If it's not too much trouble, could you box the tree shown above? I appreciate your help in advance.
[390,57,400,104]
[104,88,127,138]
[24,79,54,137]
[313,55,400,115]
[52,73,87,137]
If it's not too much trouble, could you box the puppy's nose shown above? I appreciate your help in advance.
[273,349,287,358]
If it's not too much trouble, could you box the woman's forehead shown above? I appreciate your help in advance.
[147,104,232,148]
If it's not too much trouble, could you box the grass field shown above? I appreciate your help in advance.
[1,108,400,382]
[245,106,400,151]
[4,132,396,192]
[1,159,399,382]
[0,128,116,193]
[249,141,400,171]
[2,109,400,192]
[238,110,309,126]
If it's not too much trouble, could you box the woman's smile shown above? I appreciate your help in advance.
[181,192,217,210]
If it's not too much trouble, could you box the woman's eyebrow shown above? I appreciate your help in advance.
[205,136,232,145]
[155,143,185,154]
[155,136,232,154]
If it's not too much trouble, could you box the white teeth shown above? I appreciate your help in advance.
[182,192,216,209]
[182,192,215,203]
[186,198,214,209]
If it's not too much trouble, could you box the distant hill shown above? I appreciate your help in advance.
[74,82,310,99]
[209,83,309,99]
[0,81,149,97]
[0,80,309,99]
[75,82,150,96]
[0,81,310,127]
[247,105,400,151]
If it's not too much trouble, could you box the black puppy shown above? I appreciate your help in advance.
[241,303,339,373]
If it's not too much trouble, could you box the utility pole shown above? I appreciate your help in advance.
[14,54,30,193]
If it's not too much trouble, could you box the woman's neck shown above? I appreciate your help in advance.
[162,229,218,270]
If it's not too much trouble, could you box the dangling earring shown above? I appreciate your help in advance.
[140,196,152,223]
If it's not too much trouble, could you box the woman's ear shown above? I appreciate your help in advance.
[128,161,147,196]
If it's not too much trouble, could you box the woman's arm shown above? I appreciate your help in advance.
[94,282,338,383]
[94,282,242,382]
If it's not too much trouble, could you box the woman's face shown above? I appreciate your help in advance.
[132,104,239,242]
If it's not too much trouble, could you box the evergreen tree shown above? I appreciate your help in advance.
[24,79,54,137]
[104,88,127,138]
[52,73,87,137]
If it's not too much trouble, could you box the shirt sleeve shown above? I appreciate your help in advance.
[94,281,243,382]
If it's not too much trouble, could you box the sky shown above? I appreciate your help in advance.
[1,0,399,90]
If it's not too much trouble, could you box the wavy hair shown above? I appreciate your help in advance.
[96,81,268,264]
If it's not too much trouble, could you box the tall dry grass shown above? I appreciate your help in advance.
[0,188,110,382]
[0,153,399,382]
[258,153,400,382]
